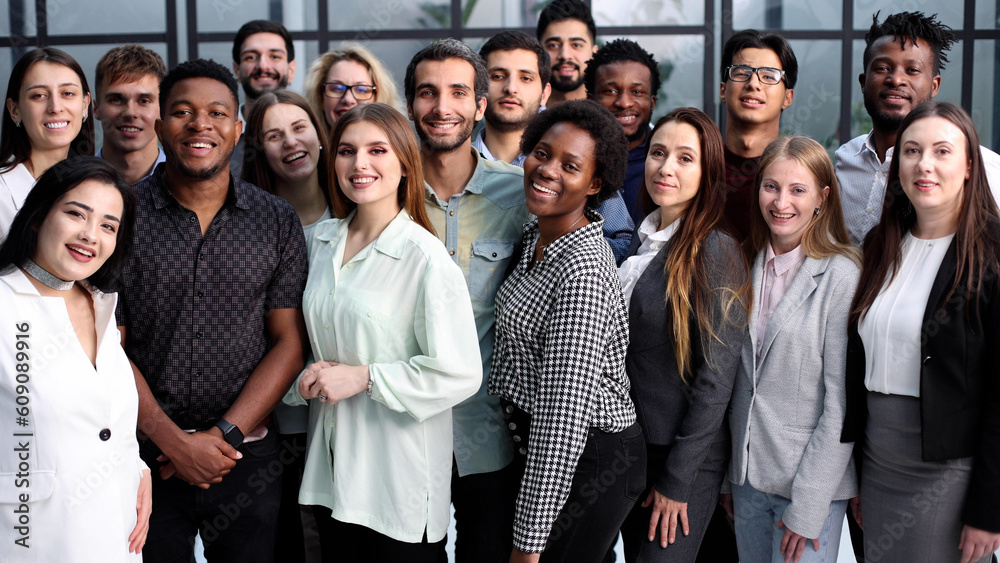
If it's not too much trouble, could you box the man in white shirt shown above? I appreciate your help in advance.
[836,11,1000,246]
[474,31,551,167]
[94,45,167,185]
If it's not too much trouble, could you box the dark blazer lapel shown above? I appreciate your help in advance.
[757,256,825,366]
[922,236,958,325]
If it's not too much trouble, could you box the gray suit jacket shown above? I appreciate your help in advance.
[729,250,859,538]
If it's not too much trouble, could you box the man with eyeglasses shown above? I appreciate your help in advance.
[719,30,797,242]
[229,20,296,177]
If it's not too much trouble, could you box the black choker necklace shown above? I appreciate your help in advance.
[22,258,74,291]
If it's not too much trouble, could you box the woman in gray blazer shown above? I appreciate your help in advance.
[727,136,859,563]
[616,107,750,563]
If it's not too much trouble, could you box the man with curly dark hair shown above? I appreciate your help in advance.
[836,11,1000,246]
[120,58,308,563]
[584,38,660,224]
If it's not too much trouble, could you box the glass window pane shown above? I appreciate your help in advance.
[359,39,437,105]
[780,40,841,150]
[331,0,450,32]
[46,0,165,35]
[595,35,705,123]
[976,0,997,29]
[463,0,538,29]
[198,0,317,33]
[1,48,14,106]
[853,0,962,30]
[972,40,998,151]
[3,1,38,41]
[593,0,705,26]
[734,0,841,30]
[848,38,963,139]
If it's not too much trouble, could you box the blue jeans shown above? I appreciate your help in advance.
[732,481,847,563]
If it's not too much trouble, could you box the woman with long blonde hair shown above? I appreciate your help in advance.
[728,135,859,563]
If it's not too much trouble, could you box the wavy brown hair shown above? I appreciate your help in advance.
[746,136,859,265]
[327,103,435,236]
[851,101,1000,323]
[641,107,751,381]
[242,90,331,211]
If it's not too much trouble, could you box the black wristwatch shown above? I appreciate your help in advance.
[215,419,244,449]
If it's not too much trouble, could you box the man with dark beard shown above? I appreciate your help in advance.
[536,0,598,105]
[405,38,530,563]
[836,11,1000,246]
[229,20,296,177]
[474,31,551,167]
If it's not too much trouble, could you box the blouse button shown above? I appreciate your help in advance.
[449,210,455,216]
[449,250,455,256]
[508,422,517,431]
[512,435,521,443]
[492,253,498,258]
[368,312,374,318]
[188,215,197,223]
[518,447,527,455]
[99,428,111,441]
[922,355,931,364]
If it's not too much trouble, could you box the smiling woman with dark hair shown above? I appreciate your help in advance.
[489,99,644,563]
[0,156,148,561]
[1,48,96,234]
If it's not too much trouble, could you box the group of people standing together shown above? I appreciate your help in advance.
[0,2,998,563]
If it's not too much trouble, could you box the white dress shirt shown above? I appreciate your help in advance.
[617,211,679,307]
[288,209,481,543]
[860,232,954,397]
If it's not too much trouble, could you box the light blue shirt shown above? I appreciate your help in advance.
[424,150,531,476]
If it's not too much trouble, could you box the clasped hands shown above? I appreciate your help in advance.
[298,360,369,404]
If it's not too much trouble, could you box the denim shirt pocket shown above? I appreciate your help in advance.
[469,240,516,304]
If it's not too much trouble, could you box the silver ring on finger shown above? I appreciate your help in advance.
[318,394,327,402]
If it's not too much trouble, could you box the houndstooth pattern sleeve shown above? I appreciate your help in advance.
[489,211,635,553]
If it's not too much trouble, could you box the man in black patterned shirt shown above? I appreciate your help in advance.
[117,59,308,563]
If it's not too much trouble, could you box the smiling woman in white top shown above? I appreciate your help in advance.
[844,101,1000,563]
[1,48,95,235]
[285,103,481,563]
[727,136,860,563]
[0,156,148,561]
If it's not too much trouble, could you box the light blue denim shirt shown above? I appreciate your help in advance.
[424,150,532,476]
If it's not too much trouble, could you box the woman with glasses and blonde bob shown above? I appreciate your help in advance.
[727,135,859,563]
[304,43,403,133]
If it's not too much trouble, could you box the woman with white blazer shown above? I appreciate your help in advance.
[0,157,148,561]
[727,136,859,563]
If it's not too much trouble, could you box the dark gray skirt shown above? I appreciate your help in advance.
[861,392,990,563]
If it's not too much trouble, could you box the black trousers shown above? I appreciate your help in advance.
[139,428,283,563]
[438,459,519,563]
[273,432,308,563]
[511,422,646,562]
[313,505,444,563]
